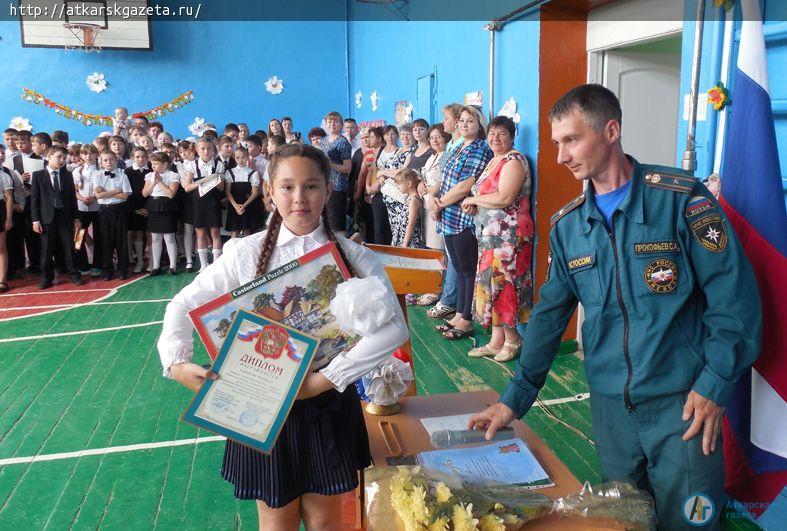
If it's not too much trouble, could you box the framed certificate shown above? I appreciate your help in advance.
[188,242,359,371]
[183,310,319,453]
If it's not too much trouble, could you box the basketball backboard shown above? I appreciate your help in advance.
[18,0,152,50]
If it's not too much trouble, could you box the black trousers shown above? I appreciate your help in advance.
[99,204,129,274]
[7,210,26,272]
[443,227,478,321]
[23,200,40,271]
[371,193,391,245]
[40,209,78,281]
[76,211,101,271]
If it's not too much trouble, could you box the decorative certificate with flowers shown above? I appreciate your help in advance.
[183,311,319,453]
[189,242,359,371]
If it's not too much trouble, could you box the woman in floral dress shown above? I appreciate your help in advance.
[461,116,533,361]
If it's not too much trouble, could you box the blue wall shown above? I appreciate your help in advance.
[0,15,349,142]
[347,7,540,159]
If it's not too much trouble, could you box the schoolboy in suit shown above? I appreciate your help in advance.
[30,145,83,289]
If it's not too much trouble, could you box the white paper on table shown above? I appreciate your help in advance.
[375,253,444,271]
[420,413,475,438]
[197,174,221,197]
[22,158,44,174]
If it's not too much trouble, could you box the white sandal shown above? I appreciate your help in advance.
[493,340,523,362]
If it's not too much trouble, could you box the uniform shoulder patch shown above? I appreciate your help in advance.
[550,193,585,226]
[643,171,695,194]
[690,213,728,252]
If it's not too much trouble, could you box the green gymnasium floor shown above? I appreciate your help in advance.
[0,274,759,529]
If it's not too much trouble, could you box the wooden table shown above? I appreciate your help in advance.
[361,391,622,530]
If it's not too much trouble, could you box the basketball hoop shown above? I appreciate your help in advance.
[64,23,102,52]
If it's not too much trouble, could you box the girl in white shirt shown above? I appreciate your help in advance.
[142,152,180,275]
[224,146,263,238]
[158,143,408,529]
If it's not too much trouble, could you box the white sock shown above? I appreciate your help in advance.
[184,224,194,265]
[134,241,144,267]
[164,234,178,270]
[197,248,209,271]
[212,248,222,262]
[151,233,164,270]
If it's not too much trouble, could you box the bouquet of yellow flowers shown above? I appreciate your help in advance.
[365,466,656,531]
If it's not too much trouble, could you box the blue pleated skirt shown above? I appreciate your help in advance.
[220,386,371,508]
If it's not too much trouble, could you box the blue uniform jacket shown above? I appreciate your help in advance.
[500,158,762,416]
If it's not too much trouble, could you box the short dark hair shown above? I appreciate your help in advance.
[15,130,32,140]
[217,135,234,146]
[344,118,357,125]
[254,130,267,139]
[245,134,263,147]
[413,118,429,130]
[427,124,451,144]
[369,126,385,141]
[269,135,286,148]
[148,121,164,131]
[383,125,399,137]
[135,115,150,124]
[49,145,68,157]
[4,128,18,135]
[489,116,516,138]
[52,130,69,145]
[281,117,292,123]
[549,83,622,132]
[32,132,52,148]
[224,123,240,133]
[308,127,326,139]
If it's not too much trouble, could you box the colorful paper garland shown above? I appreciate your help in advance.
[20,88,195,127]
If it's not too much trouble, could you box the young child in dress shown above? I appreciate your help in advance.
[224,146,262,238]
[93,150,132,280]
[158,143,408,529]
[73,144,101,275]
[126,146,151,273]
[142,152,180,275]
[180,138,224,272]
[392,168,425,249]
[176,141,197,273]
[113,107,131,142]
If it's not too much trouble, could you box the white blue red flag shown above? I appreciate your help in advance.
[719,0,787,517]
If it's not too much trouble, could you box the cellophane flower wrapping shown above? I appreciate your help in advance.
[365,466,656,530]
[329,276,395,337]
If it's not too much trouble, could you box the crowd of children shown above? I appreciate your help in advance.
[0,106,466,293]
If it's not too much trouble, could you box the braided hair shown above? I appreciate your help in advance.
[255,143,357,278]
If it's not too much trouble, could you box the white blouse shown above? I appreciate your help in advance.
[223,166,261,186]
[157,222,410,392]
[73,164,100,212]
[144,170,180,197]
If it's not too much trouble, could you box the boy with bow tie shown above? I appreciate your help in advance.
[93,150,132,280]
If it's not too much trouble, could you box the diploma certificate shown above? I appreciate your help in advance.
[183,310,319,453]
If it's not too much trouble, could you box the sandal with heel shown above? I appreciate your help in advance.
[493,340,523,362]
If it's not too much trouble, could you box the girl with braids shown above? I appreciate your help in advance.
[158,143,409,530]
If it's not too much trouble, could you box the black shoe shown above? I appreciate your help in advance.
[149,268,162,277]
[102,272,113,281]
[70,275,85,286]
[118,273,128,280]
[185,264,194,274]
[168,268,177,276]
[39,278,53,289]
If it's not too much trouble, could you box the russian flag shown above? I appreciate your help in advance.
[719,0,787,517]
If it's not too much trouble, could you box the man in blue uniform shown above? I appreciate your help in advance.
[469,84,761,529]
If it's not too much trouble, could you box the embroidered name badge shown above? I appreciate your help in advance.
[567,253,595,272]
[633,240,681,255]
[686,195,714,218]
[691,214,728,252]
[644,258,679,293]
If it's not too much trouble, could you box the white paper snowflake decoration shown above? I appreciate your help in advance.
[370,91,379,112]
[86,72,108,93]
[498,96,521,124]
[355,90,363,109]
[9,116,32,131]
[265,76,284,95]
[188,117,209,137]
